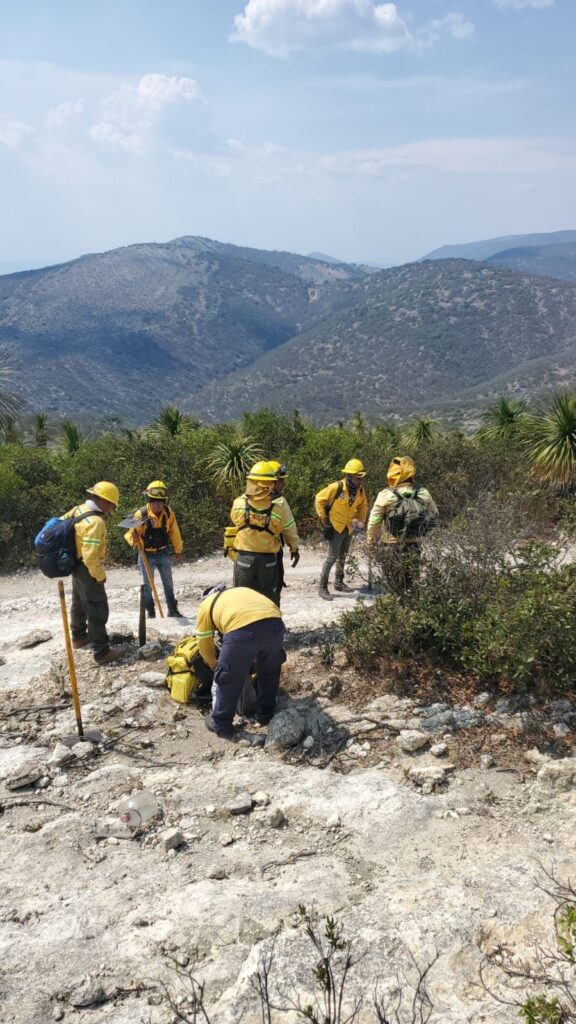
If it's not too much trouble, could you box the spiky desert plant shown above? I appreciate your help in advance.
[477,396,528,443]
[59,419,84,456]
[154,405,186,438]
[402,415,440,448]
[524,391,576,487]
[206,436,263,492]
[0,347,22,439]
[31,412,49,447]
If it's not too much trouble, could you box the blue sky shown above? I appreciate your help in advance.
[0,0,574,271]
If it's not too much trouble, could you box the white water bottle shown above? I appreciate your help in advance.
[118,790,158,828]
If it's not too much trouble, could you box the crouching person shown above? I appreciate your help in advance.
[197,585,286,740]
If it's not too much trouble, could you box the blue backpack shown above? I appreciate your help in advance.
[34,510,100,578]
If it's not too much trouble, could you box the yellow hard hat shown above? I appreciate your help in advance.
[145,480,168,499]
[86,481,120,506]
[341,458,366,477]
[269,460,288,479]
[247,461,278,482]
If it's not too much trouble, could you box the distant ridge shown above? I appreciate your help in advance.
[487,241,576,283]
[421,229,576,262]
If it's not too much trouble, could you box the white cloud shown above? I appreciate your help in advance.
[231,0,473,56]
[494,0,553,9]
[90,73,201,152]
[45,99,85,135]
[0,119,35,151]
[319,137,576,177]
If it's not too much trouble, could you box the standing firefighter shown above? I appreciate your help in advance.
[229,461,299,606]
[367,456,438,590]
[315,458,367,601]
[197,585,286,740]
[125,480,185,618]
[63,482,127,666]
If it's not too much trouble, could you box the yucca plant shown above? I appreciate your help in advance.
[402,415,440,448]
[477,397,527,443]
[153,405,186,438]
[0,414,21,444]
[59,419,84,456]
[31,412,49,447]
[206,436,263,492]
[0,347,22,441]
[524,391,576,487]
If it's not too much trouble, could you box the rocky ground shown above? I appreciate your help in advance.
[1,546,575,1024]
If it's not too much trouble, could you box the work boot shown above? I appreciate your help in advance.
[94,645,128,666]
[167,604,184,618]
[146,606,155,620]
[318,586,333,602]
[204,716,234,740]
[72,637,90,650]
[334,580,354,593]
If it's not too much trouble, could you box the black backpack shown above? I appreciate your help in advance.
[34,510,102,578]
[385,487,436,541]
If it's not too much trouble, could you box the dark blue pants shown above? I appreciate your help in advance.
[212,618,286,732]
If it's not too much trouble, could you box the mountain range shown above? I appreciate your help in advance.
[2,232,576,425]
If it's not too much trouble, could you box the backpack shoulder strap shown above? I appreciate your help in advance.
[325,480,344,516]
[209,589,225,631]
[73,509,103,524]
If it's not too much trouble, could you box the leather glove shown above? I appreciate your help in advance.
[290,550,300,568]
[322,523,334,541]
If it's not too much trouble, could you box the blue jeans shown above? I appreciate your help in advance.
[212,618,286,732]
[138,550,176,610]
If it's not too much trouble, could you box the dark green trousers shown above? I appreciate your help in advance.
[233,551,281,606]
[70,562,110,653]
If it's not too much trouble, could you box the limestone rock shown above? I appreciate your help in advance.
[397,730,429,753]
[252,790,270,806]
[138,641,163,661]
[48,742,75,768]
[139,671,166,688]
[160,828,185,851]
[408,765,447,788]
[264,807,287,828]
[68,977,105,1008]
[531,758,576,800]
[6,760,44,790]
[225,792,253,816]
[431,742,448,758]
[265,708,307,750]
[16,629,53,650]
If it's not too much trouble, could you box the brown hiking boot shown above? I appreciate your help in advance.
[94,645,128,666]
[318,586,333,602]
[72,637,90,650]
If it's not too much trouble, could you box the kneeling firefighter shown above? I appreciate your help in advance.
[229,461,299,606]
[315,459,367,601]
[124,480,184,617]
[198,585,286,740]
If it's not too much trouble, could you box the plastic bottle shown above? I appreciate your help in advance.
[118,790,158,828]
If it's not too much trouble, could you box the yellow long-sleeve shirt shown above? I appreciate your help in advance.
[124,503,183,554]
[196,587,282,668]
[62,502,108,582]
[230,494,299,555]
[367,484,438,544]
[314,479,367,535]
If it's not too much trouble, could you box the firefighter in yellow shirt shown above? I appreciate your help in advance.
[367,456,438,590]
[229,461,299,606]
[62,481,127,666]
[196,585,285,739]
[315,459,367,601]
[125,480,184,618]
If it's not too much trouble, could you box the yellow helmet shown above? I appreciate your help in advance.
[269,460,288,479]
[86,481,120,506]
[145,480,168,499]
[341,458,366,477]
[247,461,278,482]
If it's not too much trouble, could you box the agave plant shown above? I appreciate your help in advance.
[59,419,84,456]
[524,391,576,487]
[0,414,21,444]
[477,397,527,443]
[153,405,186,438]
[206,436,263,492]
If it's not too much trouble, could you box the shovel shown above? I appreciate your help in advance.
[57,581,102,744]
[119,515,164,618]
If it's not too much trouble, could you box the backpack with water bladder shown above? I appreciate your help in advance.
[165,590,224,703]
[385,487,436,541]
[34,510,102,578]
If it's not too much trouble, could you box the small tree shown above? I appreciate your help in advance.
[31,413,50,447]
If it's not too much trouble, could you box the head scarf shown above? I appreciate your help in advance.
[387,456,416,488]
[245,479,274,499]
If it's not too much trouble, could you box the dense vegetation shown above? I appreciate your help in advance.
[3,391,576,693]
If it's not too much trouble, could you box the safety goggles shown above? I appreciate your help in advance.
[147,488,167,499]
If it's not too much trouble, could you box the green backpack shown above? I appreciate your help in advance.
[386,487,436,541]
